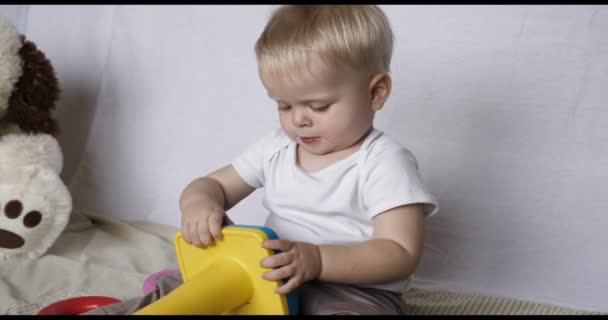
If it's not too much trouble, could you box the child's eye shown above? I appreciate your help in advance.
[312,104,330,112]
[278,105,291,111]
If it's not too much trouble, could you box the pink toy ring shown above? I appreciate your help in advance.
[143,268,181,295]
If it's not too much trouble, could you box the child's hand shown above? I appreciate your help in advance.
[180,200,229,248]
[260,239,322,294]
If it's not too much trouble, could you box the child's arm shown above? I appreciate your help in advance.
[179,164,256,247]
[261,203,425,294]
[318,203,425,283]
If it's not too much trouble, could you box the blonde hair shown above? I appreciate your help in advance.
[255,5,393,80]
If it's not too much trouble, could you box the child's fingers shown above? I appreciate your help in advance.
[274,275,301,295]
[208,214,224,241]
[181,222,192,244]
[186,221,202,247]
[260,251,291,268]
[196,220,212,247]
[262,239,293,251]
[262,264,295,282]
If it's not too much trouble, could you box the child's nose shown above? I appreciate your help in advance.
[292,108,311,127]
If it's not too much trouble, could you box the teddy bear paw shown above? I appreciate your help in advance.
[0,165,72,261]
[1,199,42,249]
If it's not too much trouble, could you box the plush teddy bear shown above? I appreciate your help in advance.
[0,16,72,261]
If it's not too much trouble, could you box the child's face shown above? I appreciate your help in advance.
[260,60,376,156]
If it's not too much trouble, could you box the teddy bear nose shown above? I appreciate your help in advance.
[0,229,25,249]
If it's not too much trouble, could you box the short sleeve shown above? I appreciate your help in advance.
[362,147,439,219]
[231,129,288,188]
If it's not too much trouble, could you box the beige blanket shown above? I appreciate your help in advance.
[1,211,179,315]
[0,211,600,315]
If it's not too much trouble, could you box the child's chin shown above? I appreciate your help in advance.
[301,145,333,155]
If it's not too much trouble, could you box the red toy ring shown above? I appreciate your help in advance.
[37,296,121,315]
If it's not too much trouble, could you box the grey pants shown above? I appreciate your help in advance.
[83,271,407,315]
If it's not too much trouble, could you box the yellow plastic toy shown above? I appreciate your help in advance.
[133,225,298,315]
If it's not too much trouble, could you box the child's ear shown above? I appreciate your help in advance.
[368,73,392,112]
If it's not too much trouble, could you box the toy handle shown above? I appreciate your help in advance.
[133,257,253,315]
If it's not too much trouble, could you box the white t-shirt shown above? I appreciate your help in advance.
[232,128,439,292]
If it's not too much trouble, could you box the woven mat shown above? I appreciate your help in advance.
[404,287,603,315]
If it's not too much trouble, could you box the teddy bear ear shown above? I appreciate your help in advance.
[0,17,24,119]
[8,38,61,137]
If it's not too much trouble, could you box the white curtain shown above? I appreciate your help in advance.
[3,4,607,312]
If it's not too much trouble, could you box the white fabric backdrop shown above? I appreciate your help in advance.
[2,4,607,312]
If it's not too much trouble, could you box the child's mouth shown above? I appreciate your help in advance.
[300,136,320,144]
